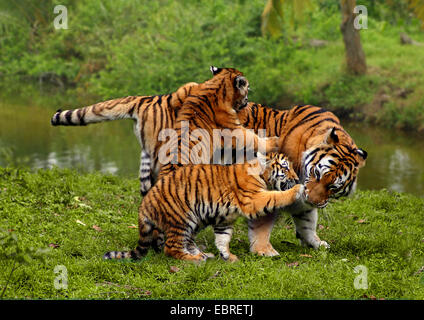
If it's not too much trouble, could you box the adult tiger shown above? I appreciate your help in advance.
[237,103,368,255]
[51,80,199,195]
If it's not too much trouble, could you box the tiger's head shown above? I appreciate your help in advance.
[257,152,299,191]
[301,127,367,208]
[209,66,250,110]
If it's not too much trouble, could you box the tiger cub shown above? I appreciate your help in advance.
[103,152,303,262]
[157,67,279,179]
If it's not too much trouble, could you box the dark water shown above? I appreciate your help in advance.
[1,101,423,197]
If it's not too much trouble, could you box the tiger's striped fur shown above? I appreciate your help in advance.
[237,103,368,254]
[51,81,199,195]
[157,67,279,179]
[103,152,302,262]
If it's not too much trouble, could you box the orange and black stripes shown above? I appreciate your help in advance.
[157,68,279,179]
[238,103,366,190]
[239,103,368,254]
[103,152,302,262]
[51,81,199,195]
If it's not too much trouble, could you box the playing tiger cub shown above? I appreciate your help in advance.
[103,152,303,262]
[237,103,368,255]
[157,66,279,179]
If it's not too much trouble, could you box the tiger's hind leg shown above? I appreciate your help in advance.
[139,150,152,196]
[214,225,238,262]
[164,231,214,262]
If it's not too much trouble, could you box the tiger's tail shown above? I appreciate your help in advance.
[103,216,164,260]
[103,242,148,260]
[51,96,143,126]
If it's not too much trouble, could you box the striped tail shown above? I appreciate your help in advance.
[51,96,143,126]
[103,224,164,260]
[139,150,153,196]
[103,243,149,260]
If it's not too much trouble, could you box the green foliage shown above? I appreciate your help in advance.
[408,0,424,27]
[0,167,423,299]
[322,74,380,113]
[0,0,424,129]
[261,0,315,38]
[0,229,49,265]
[0,228,49,297]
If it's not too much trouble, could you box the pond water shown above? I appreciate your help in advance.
[0,101,423,197]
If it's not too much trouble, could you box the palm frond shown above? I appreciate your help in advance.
[408,0,424,27]
[261,0,314,38]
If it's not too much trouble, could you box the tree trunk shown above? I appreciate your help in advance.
[340,0,367,75]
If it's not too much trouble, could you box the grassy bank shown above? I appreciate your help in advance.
[1,167,423,299]
[1,1,424,131]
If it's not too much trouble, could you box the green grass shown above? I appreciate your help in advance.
[1,167,424,299]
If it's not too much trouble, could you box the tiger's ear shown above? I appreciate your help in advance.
[324,127,339,145]
[356,148,368,167]
[234,76,248,91]
[356,148,367,160]
[210,66,221,75]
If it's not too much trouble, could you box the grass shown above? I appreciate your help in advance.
[0,167,424,299]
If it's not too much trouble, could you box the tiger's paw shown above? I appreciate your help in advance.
[251,242,280,257]
[228,253,239,262]
[319,240,330,249]
[220,252,239,262]
[300,236,330,250]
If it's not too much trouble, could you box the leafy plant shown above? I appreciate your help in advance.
[0,229,49,298]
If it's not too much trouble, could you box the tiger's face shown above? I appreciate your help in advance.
[302,128,367,208]
[209,66,250,110]
[259,152,299,191]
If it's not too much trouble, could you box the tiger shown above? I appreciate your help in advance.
[156,66,279,179]
[237,103,368,255]
[50,80,199,196]
[50,66,277,196]
[103,152,303,262]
